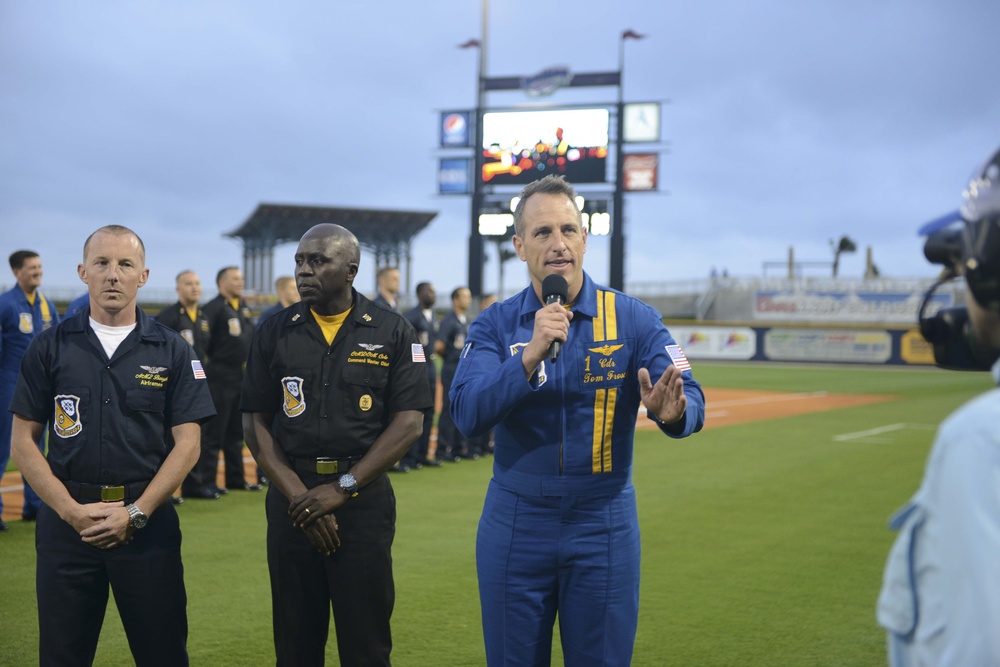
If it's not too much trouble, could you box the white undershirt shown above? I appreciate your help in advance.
[89,317,136,359]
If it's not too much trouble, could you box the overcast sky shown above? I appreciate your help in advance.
[2,0,998,303]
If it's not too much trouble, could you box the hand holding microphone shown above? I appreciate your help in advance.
[542,274,569,362]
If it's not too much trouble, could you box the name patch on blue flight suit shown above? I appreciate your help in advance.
[574,340,631,391]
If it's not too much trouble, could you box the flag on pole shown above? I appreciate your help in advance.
[622,29,646,40]
[458,38,481,49]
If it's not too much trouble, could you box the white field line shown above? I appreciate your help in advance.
[833,423,937,442]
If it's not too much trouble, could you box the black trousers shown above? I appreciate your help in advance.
[195,372,247,490]
[435,369,466,457]
[401,405,433,466]
[35,501,188,667]
[266,474,396,666]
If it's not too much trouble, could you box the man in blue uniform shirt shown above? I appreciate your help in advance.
[0,249,59,528]
[10,225,215,666]
[449,175,705,666]
[878,145,1000,665]
[242,223,432,666]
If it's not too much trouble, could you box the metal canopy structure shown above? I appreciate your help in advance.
[227,203,438,296]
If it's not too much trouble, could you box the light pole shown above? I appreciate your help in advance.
[466,0,490,298]
[610,30,643,291]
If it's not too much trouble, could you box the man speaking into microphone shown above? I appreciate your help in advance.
[450,175,705,666]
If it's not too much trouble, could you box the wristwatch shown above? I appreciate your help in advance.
[338,473,359,498]
[126,503,148,529]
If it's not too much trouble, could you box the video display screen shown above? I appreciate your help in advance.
[481,108,609,185]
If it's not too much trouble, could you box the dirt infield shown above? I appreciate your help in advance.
[0,388,892,523]
[637,387,894,431]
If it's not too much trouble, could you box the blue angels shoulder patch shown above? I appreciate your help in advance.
[282,376,306,418]
[54,394,82,438]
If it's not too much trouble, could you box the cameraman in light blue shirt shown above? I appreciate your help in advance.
[878,145,1000,665]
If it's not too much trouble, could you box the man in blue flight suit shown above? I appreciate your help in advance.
[242,223,431,666]
[10,225,215,666]
[0,249,59,529]
[449,175,706,666]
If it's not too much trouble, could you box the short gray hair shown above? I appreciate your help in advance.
[512,175,580,237]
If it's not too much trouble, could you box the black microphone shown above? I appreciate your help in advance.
[542,274,569,362]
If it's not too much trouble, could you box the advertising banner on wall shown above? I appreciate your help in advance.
[440,111,472,148]
[668,326,756,360]
[754,287,952,323]
[762,329,892,364]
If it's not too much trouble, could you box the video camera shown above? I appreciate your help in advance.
[918,147,1000,371]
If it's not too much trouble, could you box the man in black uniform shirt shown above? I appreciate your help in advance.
[401,281,440,469]
[10,225,215,666]
[199,266,261,493]
[241,224,432,667]
[434,286,472,461]
[157,269,212,501]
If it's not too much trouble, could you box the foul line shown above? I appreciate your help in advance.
[833,423,936,442]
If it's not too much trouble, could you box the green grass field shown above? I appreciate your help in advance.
[0,362,992,666]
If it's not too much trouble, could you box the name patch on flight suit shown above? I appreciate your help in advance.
[582,342,629,387]
[54,394,83,438]
[136,366,169,388]
[348,343,391,368]
[19,313,33,334]
[282,376,306,417]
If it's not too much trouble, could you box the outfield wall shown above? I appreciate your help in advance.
[665,322,936,366]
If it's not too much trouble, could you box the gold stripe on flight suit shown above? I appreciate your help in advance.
[591,290,619,473]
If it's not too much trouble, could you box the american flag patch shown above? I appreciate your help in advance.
[665,344,691,372]
[411,343,426,363]
[191,359,206,379]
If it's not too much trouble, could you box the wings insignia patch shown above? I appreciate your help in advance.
[588,343,625,356]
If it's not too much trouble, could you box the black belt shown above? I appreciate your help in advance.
[63,480,150,503]
[290,456,361,475]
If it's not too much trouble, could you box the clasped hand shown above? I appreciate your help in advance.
[288,485,345,556]
[74,501,133,550]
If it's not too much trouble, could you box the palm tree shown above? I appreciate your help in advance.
[830,235,857,277]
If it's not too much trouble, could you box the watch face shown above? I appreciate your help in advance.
[132,514,148,529]
[339,473,359,494]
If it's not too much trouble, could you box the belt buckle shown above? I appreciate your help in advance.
[315,459,339,475]
[100,485,125,502]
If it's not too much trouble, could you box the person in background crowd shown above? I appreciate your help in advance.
[400,281,441,470]
[197,267,262,495]
[372,266,400,313]
[0,250,59,529]
[157,270,212,503]
[258,275,301,324]
[449,175,705,665]
[10,225,215,665]
[435,286,472,462]
[64,291,90,318]
[242,223,431,666]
